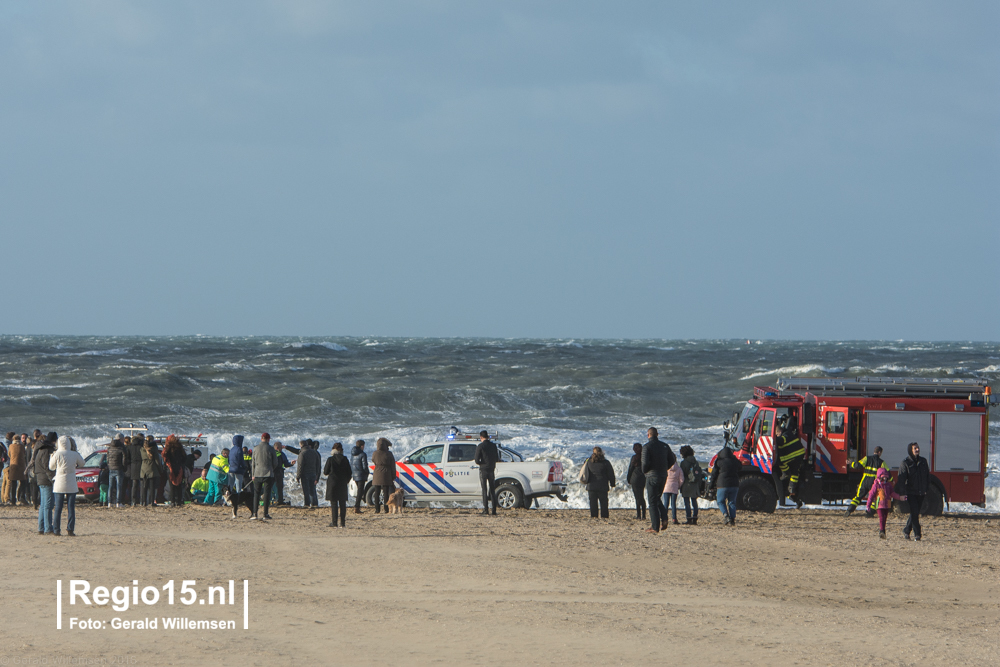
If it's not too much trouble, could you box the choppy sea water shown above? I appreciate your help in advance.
[1,337,997,511]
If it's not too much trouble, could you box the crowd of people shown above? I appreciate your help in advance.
[0,426,935,540]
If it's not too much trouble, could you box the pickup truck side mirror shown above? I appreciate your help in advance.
[402,457,411,464]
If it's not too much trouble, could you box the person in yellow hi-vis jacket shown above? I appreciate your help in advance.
[205,449,230,505]
[845,446,888,517]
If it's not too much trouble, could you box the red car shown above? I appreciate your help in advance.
[76,439,207,502]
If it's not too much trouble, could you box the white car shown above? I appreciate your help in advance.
[363,434,567,509]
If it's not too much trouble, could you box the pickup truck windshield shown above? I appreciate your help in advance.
[733,402,759,448]
[409,446,443,464]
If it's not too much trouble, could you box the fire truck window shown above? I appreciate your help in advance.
[825,411,845,435]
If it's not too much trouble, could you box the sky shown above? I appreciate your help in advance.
[0,1,997,340]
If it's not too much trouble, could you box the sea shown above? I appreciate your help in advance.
[1,336,997,511]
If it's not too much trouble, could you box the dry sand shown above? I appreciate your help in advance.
[1,501,997,666]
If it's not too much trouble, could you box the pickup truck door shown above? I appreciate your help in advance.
[398,445,449,499]
[438,443,479,495]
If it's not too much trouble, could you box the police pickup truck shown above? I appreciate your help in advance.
[363,431,567,509]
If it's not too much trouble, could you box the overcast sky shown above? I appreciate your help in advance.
[1,2,997,339]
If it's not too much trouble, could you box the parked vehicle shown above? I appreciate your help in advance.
[708,377,993,514]
[362,430,567,509]
[76,423,206,502]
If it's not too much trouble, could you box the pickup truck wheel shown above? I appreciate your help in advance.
[736,476,777,513]
[364,485,378,507]
[496,484,523,510]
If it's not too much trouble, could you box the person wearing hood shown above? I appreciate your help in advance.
[866,467,906,539]
[350,440,369,513]
[709,446,741,526]
[581,447,616,519]
[896,442,930,541]
[32,432,58,534]
[626,443,646,521]
[324,442,353,527]
[371,438,397,514]
[50,435,85,536]
[229,435,247,493]
[296,440,322,508]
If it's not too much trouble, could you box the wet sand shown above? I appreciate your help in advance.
[1,502,997,666]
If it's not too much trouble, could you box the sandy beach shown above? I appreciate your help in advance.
[1,502,997,666]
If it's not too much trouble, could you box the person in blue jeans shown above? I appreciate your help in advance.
[32,433,58,534]
[709,446,741,526]
[50,436,85,536]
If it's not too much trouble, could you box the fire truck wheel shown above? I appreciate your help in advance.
[893,486,944,517]
[736,476,777,513]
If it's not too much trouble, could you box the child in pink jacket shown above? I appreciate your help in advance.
[866,467,906,539]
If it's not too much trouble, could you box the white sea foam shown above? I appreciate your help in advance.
[740,365,845,381]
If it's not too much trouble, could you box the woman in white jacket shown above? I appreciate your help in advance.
[49,436,85,536]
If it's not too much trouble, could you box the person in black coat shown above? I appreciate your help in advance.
[640,427,677,533]
[474,430,500,516]
[626,443,646,520]
[324,443,353,528]
[896,442,930,540]
[581,447,616,519]
[709,446,741,526]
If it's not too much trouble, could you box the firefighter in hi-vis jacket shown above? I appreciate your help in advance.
[844,446,888,517]
[774,417,806,509]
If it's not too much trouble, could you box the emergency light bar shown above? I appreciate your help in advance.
[775,377,989,399]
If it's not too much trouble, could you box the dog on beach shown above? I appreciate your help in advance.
[387,488,405,514]
[223,486,256,518]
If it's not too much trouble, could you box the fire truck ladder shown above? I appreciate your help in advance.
[775,377,990,399]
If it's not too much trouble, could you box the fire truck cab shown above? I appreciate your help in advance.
[717,377,993,514]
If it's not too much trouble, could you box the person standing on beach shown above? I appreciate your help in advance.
[709,446,740,526]
[272,442,292,505]
[6,432,27,506]
[324,442,353,528]
[105,435,127,508]
[662,460,683,525]
[641,427,676,533]
[371,438,396,514]
[296,440,322,508]
[229,435,246,494]
[251,434,275,520]
[32,432,57,534]
[475,430,500,516]
[581,447,616,519]
[897,442,930,541]
[140,436,162,507]
[162,435,187,508]
[50,436,84,536]
[679,446,701,525]
[125,435,143,506]
[350,440,369,513]
[627,443,646,521]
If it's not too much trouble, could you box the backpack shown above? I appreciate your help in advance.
[685,459,706,495]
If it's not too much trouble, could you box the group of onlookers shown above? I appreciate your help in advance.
[0,431,85,535]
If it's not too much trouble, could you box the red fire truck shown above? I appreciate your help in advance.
[717,377,993,514]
